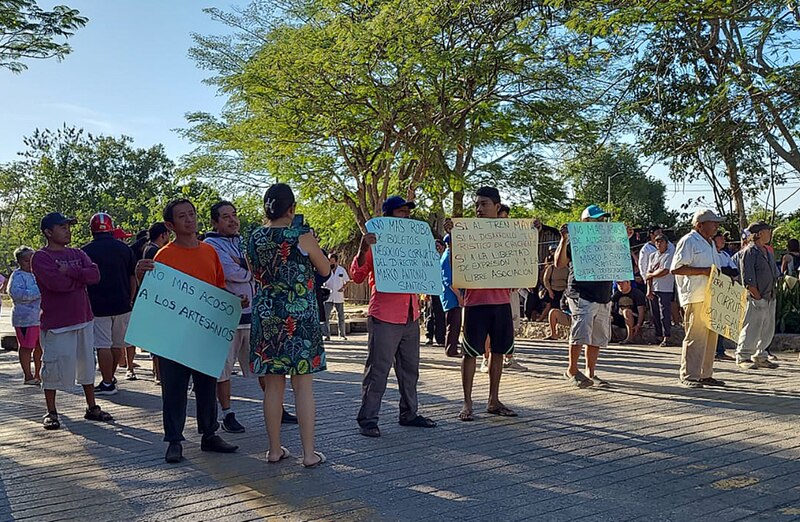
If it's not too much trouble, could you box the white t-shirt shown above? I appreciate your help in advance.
[323,265,350,304]
[670,230,721,306]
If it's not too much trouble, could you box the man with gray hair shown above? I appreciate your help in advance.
[670,209,724,388]
[735,221,780,370]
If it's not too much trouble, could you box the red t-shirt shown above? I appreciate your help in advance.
[464,288,511,307]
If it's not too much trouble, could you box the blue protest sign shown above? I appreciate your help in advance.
[567,222,634,282]
[125,262,241,377]
[365,217,441,294]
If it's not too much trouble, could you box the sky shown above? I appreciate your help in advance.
[1,1,798,216]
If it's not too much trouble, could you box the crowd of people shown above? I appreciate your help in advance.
[2,183,792,467]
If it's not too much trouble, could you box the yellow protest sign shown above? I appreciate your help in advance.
[702,265,747,341]
[451,218,539,289]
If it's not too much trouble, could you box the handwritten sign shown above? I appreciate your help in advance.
[125,262,242,377]
[365,217,441,294]
[451,218,539,289]
[702,264,747,341]
[567,222,633,282]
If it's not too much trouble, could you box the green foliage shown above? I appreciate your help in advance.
[0,0,88,72]
[566,144,675,227]
[0,126,222,268]
[776,279,800,334]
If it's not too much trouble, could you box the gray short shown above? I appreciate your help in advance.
[568,297,611,348]
[41,323,96,391]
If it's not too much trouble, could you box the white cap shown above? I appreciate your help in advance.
[691,209,723,225]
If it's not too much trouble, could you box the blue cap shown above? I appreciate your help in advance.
[382,196,416,215]
[41,212,77,231]
[580,204,610,220]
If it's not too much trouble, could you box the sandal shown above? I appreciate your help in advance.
[302,451,326,468]
[267,446,291,463]
[43,412,60,430]
[24,378,40,386]
[84,405,113,422]
[486,406,518,417]
[458,410,474,422]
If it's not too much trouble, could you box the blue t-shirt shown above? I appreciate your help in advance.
[441,249,460,312]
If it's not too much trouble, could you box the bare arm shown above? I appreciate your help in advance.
[554,225,569,269]
[671,266,711,277]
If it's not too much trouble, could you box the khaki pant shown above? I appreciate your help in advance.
[680,302,718,381]
[736,298,776,363]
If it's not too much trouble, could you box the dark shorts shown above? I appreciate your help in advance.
[612,310,639,328]
[462,304,514,358]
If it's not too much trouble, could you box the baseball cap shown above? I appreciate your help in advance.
[382,196,416,215]
[580,204,610,220]
[691,209,723,225]
[112,227,133,240]
[40,212,77,231]
[747,221,772,234]
[90,212,114,234]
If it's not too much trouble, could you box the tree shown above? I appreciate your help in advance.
[0,0,87,73]
[183,0,601,233]
[558,0,800,229]
[566,144,674,227]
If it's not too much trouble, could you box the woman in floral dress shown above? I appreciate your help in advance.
[249,183,330,468]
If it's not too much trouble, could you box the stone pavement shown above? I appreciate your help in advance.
[2,305,800,521]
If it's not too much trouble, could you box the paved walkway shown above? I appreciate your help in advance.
[2,306,800,521]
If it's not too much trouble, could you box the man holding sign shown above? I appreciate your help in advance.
[351,196,437,438]
[135,199,239,463]
[735,221,780,371]
[458,186,518,420]
[555,205,617,389]
[670,209,725,388]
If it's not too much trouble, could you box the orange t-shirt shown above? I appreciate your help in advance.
[154,242,226,289]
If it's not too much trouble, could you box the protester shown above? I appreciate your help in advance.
[541,247,568,321]
[8,246,42,385]
[555,204,614,389]
[130,229,149,260]
[135,199,238,463]
[440,234,463,357]
[736,221,780,371]
[142,221,170,260]
[544,295,571,341]
[645,234,675,347]
[424,240,447,346]
[458,186,518,420]
[322,253,350,341]
[638,226,673,280]
[82,212,138,391]
[780,238,800,276]
[32,212,113,430]
[248,184,329,467]
[204,201,255,434]
[351,195,437,437]
[611,280,646,344]
[670,209,725,388]
[712,232,739,361]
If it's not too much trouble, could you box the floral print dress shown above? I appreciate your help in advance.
[248,226,326,375]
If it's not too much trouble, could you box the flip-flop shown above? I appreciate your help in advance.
[458,410,474,422]
[267,446,291,464]
[487,406,518,417]
[302,451,326,468]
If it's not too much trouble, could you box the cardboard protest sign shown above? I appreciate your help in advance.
[451,218,539,289]
[125,262,241,377]
[567,222,634,282]
[702,264,747,341]
[365,217,441,294]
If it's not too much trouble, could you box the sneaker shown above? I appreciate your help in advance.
[111,376,118,385]
[480,357,490,373]
[165,442,183,463]
[753,358,779,369]
[94,382,118,396]
[341,336,348,341]
[222,412,246,433]
[504,357,527,371]
[715,353,735,361]
[200,435,238,453]
[680,379,704,388]
[565,370,593,389]
[424,339,434,346]
[324,336,331,342]
[737,360,757,370]
[125,371,137,381]
[699,377,726,387]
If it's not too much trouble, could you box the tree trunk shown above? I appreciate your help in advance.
[452,190,464,217]
[722,151,747,233]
